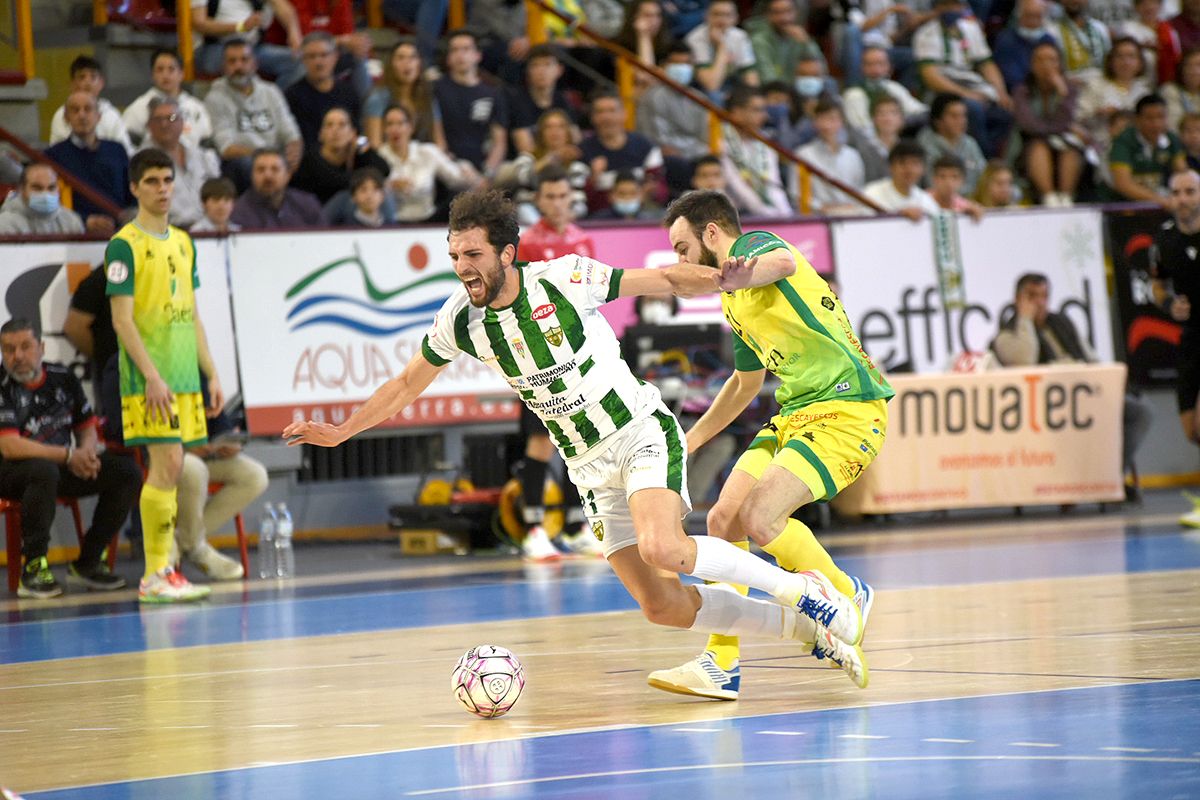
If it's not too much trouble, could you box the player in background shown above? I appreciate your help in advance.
[106,148,224,602]
[648,190,894,700]
[514,166,601,560]
[1152,170,1200,527]
[285,189,870,688]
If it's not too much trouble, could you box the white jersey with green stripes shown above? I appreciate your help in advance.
[421,256,662,467]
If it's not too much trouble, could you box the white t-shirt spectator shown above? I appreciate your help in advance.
[913,18,998,100]
[685,25,757,74]
[864,177,940,214]
[379,140,477,222]
[795,138,866,210]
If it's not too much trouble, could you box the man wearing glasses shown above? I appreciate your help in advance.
[138,97,221,229]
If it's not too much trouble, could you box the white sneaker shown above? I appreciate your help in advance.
[139,567,212,603]
[186,542,245,581]
[562,529,605,558]
[647,651,740,700]
[811,626,869,689]
[521,525,562,562]
[1181,492,1200,528]
[789,570,864,647]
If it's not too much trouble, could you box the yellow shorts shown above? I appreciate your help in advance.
[121,391,208,447]
[733,398,889,502]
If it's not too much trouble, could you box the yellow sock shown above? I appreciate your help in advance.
[704,540,750,670]
[141,483,178,579]
[762,518,854,598]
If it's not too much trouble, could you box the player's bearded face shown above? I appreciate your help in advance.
[697,239,721,269]
[463,255,507,308]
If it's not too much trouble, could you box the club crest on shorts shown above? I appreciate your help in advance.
[543,325,564,347]
[840,461,864,482]
[592,520,605,541]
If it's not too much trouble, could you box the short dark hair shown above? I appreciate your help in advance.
[611,168,640,189]
[930,92,967,123]
[665,41,693,59]
[251,148,285,167]
[200,177,237,202]
[727,83,764,111]
[0,318,39,339]
[527,43,561,63]
[444,28,478,49]
[813,97,842,117]
[130,148,175,183]
[19,162,55,187]
[887,139,926,164]
[1016,272,1049,295]
[870,94,902,114]
[693,154,721,172]
[448,188,520,255]
[302,30,336,48]
[932,154,966,175]
[222,36,251,54]
[1135,93,1166,115]
[350,167,385,193]
[535,165,569,191]
[150,49,182,71]
[383,103,412,124]
[664,190,742,239]
[70,55,103,78]
[590,88,622,108]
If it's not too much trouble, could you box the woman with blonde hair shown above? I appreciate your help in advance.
[363,38,446,151]
[496,108,589,221]
[972,161,1020,208]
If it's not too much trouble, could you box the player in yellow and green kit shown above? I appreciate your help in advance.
[649,190,895,699]
[105,148,224,603]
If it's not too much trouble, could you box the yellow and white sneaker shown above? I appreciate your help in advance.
[647,652,740,701]
[791,570,864,647]
[1181,492,1200,528]
[812,626,869,689]
[139,567,212,604]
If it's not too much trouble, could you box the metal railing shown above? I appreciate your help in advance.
[0,125,126,219]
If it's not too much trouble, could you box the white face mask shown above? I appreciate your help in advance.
[641,301,673,325]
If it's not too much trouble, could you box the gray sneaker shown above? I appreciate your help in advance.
[186,542,245,581]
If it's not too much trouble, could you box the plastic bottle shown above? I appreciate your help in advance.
[274,502,295,579]
[258,503,278,579]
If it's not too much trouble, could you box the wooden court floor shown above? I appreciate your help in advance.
[1,512,1199,798]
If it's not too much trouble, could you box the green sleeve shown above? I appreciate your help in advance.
[104,238,136,296]
[730,231,789,260]
[732,332,764,371]
[605,268,624,303]
[1108,132,1133,167]
[421,335,452,367]
[191,236,200,289]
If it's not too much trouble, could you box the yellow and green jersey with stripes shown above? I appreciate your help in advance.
[725,230,894,413]
[104,221,201,397]
[422,256,662,466]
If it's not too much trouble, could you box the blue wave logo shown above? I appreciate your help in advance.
[284,244,458,337]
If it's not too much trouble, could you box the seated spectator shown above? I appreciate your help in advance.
[615,0,677,92]
[190,177,243,233]
[1077,37,1152,162]
[0,318,140,598]
[1162,48,1200,130]
[762,80,809,149]
[435,29,510,176]
[843,46,928,135]
[44,91,130,232]
[1115,0,1165,79]
[853,94,906,182]
[721,84,793,217]
[510,45,580,156]
[343,167,388,228]
[191,0,303,87]
[205,39,303,192]
[1183,112,1200,170]
[637,44,710,193]
[496,108,588,222]
[1159,0,1200,85]
[1049,0,1112,86]
[929,154,985,218]
[691,153,726,190]
[863,139,941,219]
[517,166,596,260]
[795,98,867,213]
[286,31,362,150]
[1013,41,1086,206]
[581,91,667,212]
[280,0,373,100]
[290,108,391,205]
[49,56,133,155]
[793,52,840,108]
[378,104,480,223]
[914,0,1013,156]
[139,98,220,229]
[364,39,445,150]
[1102,93,1186,205]
[992,273,1151,486]
[992,0,1057,91]
[589,169,663,220]
[917,94,987,194]
[686,0,759,95]
[231,149,327,228]
[746,0,826,84]
[972,160,1020,207]
[832,0,921,89]
[123,49,214,149]
[0,163,85,235]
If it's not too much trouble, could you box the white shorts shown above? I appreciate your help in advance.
[566,406,692,558]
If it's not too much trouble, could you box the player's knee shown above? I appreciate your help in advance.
[739,504,783,546]
[636,534,687,573]
[706,502,739,540]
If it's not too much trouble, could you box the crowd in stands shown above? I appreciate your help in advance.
[7,0,1200,236]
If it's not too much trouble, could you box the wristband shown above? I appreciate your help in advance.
[236,19,246,32]
[65,443,73,464]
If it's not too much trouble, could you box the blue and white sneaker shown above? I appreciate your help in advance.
[793,570,863,647]
[812,626,869,689]
[849,575,875,637]
[647,652,741,701]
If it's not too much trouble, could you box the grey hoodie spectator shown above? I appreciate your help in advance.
[0,164,85,236]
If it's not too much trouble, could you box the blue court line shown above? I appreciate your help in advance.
[21,680,1200,800]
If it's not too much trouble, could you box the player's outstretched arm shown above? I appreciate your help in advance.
[685,368,765,453]
[283,353,446,447]
[617,263,721,299]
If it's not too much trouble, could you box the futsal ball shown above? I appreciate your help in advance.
[451,645,525,719]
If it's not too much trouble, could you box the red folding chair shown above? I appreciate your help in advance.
[3,497,112,593]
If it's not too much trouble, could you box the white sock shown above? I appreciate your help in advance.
[690,584,816,641]
[689,535,801,601]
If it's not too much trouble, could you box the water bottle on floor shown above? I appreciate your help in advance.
[258,503,278,579]
[274,503,295,579]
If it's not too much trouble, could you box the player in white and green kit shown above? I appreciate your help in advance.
[284,189,868,688]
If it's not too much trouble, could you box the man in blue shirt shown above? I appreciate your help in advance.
[44,91,131,232]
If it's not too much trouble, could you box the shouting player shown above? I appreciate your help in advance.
[647,190,894,700]
[285,188,870,688]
